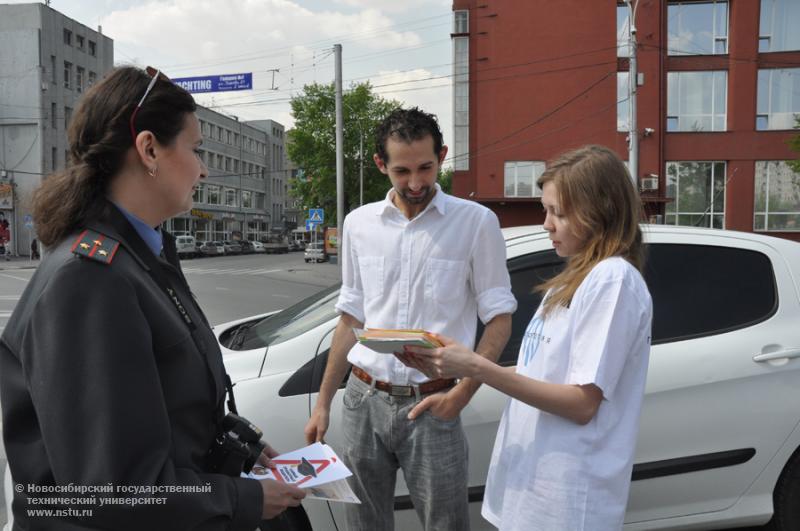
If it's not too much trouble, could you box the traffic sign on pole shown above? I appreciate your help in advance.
[309,209,324,223]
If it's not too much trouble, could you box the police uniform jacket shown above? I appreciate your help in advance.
[0,202,263,530]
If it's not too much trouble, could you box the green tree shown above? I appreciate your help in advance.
[789,115,800,173]
[438,167,454,194]
[287,82,400,225]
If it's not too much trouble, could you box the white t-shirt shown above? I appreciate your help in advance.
[482,256,652,531]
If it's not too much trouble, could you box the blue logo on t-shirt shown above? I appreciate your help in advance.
[521,317,545,366]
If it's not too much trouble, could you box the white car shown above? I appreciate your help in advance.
[250,241,266,253]
[213,225,800,530]
[174,235,196,259]
[6,226,799,530]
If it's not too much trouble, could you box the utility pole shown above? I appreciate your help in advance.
[334,44,344,268]
[626,0,638,185]
[359,130,364,206]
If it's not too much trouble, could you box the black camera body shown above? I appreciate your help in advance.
[207,413,266,477]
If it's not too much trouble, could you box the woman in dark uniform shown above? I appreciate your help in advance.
[0,66,305,530]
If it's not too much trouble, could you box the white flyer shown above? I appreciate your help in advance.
[244,442,360,504]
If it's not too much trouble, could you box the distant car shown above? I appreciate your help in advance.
[222,240,242,255]
[210,225,800,531]
[250,241,265,253]
[175,235,196,259]
[198,241,224,257]
[304,242,327,263]
[239,240,255,254]
[288,240,305,252]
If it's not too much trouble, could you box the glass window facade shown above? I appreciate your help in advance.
[667,71,727,132]
[757,68,800,131]
[666,161,726,228]
[759,0,800,52]
[504,161,546,198]
[754,161,800,231]
[668,1,728,55]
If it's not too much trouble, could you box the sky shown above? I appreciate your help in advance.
[7,0,454,153]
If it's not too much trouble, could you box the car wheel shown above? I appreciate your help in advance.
[305,259,310,263]
[771,446,800,530]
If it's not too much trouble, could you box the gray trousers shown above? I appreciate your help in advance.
[340,374,470,531]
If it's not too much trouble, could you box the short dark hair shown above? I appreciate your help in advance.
[374,107,443,162]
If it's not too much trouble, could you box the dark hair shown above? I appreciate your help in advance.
[374,107,443,162]
[33,66,196,246]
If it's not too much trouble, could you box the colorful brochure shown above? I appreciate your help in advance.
[244,442,360,504]
[353,328,443,354]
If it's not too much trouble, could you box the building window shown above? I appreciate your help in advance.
[52,147,57,171]
[617,72,630,131]
[51,102,57,129]
[88,71,96,86]
[207,185,221,205]
[617,4,631,58]
[50,55,56,84]
[63,29,72,46]
[242,190,253,208]
[76,35,84,50]
[754,161,800,231]
[668,1,728,55]
[88,40,96,56]
[255,192,265,209]
[666,161,726,228]
[454,10,468,34]
[759,0,800,52]
[224,188,237,207]
[667,71,727,132]
[453,36,469,171]
[193,184,205,204]
[216,154,223,170]
[64,61,72,89]
[757,68,800,130]
[76,67,84,93]
[504,161,546,198]
[64,107,72,130]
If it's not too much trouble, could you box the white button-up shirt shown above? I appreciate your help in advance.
[336,184,517,384]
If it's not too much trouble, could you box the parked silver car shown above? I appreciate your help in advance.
[211,226,800,531]
[304,242,327,263]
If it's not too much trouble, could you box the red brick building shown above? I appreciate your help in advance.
[450,0,800,241]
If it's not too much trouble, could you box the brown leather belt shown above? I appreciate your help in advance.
[351,365,456,397]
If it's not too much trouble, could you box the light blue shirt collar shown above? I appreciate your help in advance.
[113,202,163,257]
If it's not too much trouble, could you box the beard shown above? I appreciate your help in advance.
[399,186,432,205]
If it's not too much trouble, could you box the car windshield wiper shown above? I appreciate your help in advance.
[229,322,255,349]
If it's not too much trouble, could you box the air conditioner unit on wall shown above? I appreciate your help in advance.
[640,175,659,192]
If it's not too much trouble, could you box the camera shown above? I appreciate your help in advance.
[207,413,266,476]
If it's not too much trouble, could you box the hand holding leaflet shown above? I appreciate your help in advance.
[245,442,360,504]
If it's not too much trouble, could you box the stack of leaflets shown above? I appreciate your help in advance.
[353,328,443,354]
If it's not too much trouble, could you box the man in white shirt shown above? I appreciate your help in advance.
[304,108,517,530]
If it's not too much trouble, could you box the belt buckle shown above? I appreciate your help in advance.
[389,385,412,397]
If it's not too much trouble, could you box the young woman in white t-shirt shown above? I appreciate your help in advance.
[401,145,653,531]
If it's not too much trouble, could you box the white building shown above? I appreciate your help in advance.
[0,2,113,255]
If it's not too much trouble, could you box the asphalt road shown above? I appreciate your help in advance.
[0,250,340,528]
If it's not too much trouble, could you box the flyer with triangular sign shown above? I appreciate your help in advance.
[244,442,360,503]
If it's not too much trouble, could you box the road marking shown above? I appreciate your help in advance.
[272,294,290,298]
[0,311,11,317]
[183,268,283,276]
[0,273,30,282]
[0,295,20,301]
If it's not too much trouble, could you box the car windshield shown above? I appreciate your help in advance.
[239,283,341,349]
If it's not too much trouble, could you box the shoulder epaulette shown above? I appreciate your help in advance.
[71,229,120,265]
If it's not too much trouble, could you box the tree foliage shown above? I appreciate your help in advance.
[287,83,400,225]
[789,115,800,173]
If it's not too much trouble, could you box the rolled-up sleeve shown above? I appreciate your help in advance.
[335,214,366,323]
[471,210,517,323]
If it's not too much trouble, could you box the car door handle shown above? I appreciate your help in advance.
[753,348,800,362]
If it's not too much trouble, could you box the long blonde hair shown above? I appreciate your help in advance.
[537,145,645,316]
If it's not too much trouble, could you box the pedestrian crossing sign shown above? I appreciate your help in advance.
[309,209,324,223]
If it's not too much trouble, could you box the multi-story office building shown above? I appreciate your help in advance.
[0,3,113,254]
[451,0,800,241]
[246,119,292,230]
[177,107,287,242]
